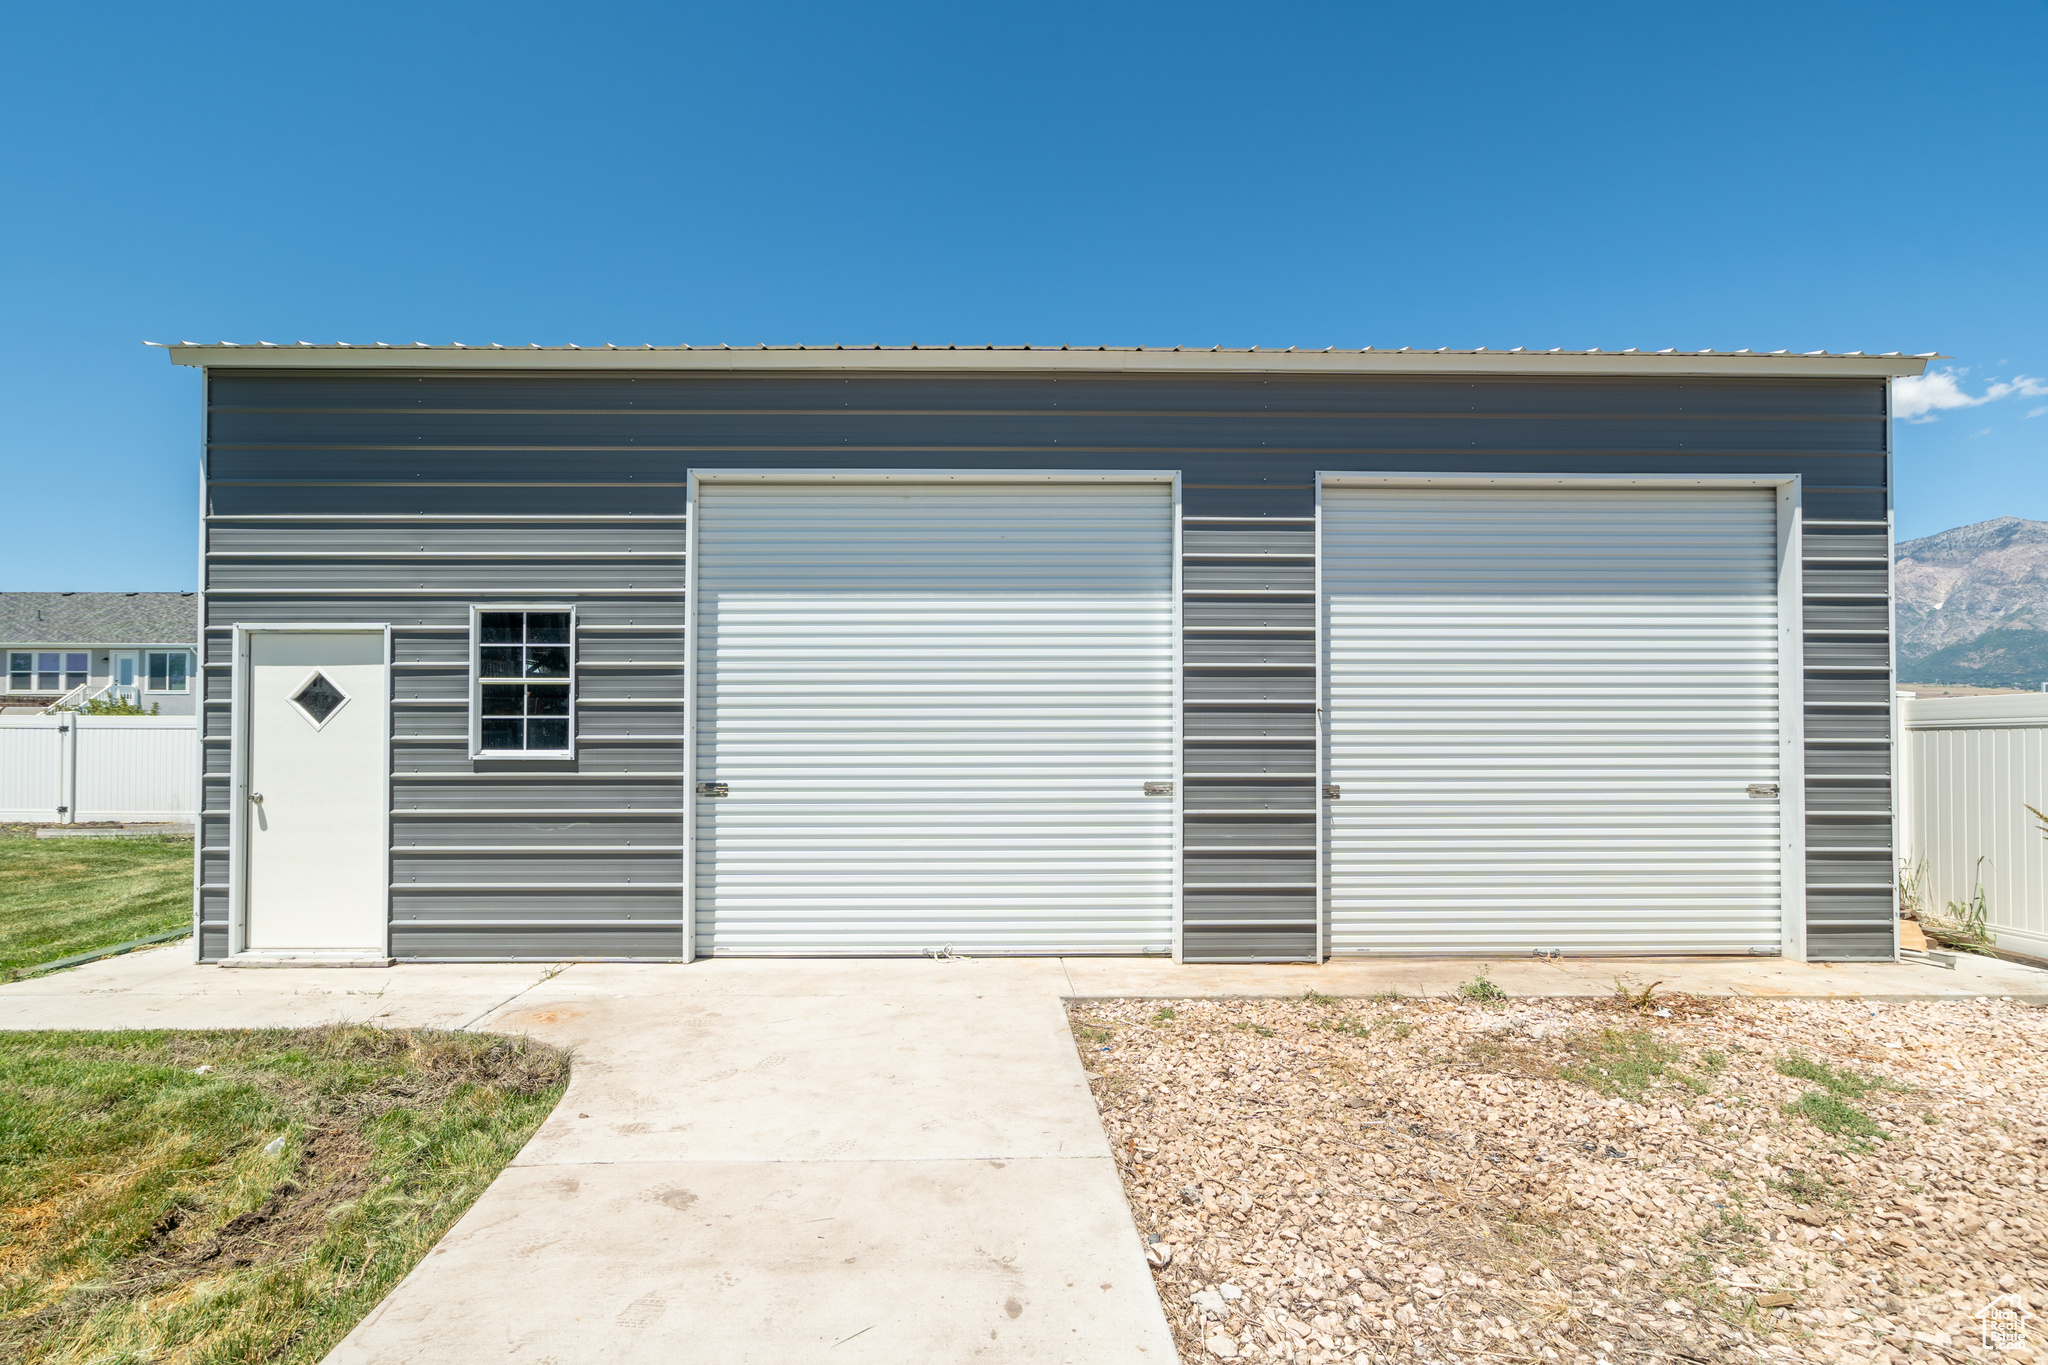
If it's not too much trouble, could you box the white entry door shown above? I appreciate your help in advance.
[694,479,1177,956]
[243,630,388,953]
[1322,484,1786,955]
[111,651,140,706]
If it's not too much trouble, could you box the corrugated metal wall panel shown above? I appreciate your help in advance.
[198,375,689,960]
[1805,709,1891,741]
[208,559,682,592]
[1323,486,1784,954]
[1180,516,1321,961]
[1182,783,1318,812]
[1183,709,1318,739]
[205,596,690,628]
[201,368,1892,962]
[209,485,685,516]
[207,521,685,555]
[693,481,1175,955]
[209,373,1885,417]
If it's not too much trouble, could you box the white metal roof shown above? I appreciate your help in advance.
[152,341,1935,378]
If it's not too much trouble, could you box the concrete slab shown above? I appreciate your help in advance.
[1060,950,2048,1004]
[0,945,555,1031]
[6,947,2045,1363]
[490,988,1106,1165]
[325,1157,1170,1365]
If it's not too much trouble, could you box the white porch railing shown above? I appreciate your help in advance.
[39,681,127,714]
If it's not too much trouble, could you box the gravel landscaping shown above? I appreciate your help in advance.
[1072,986,2047,1364]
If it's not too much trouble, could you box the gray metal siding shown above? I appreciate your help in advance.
[200,376,688,961]
[201,370,1892,962]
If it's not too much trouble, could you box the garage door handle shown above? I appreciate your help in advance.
[248,792,264,804]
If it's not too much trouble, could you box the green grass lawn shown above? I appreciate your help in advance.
[0,832,194,976]
[0,1026,569,1364]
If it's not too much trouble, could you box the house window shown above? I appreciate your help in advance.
[145,651,190,693]
[473,609,574,754]
[10,652,89,692]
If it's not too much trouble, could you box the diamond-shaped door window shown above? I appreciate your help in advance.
[290,672,349,727]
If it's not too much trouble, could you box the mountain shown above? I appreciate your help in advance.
[1893,517,2048,685]
[1903,628,2048,690]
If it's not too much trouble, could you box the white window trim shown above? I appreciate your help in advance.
[284,667,353,731]
[468,604,578,760]
[144,649,194,694]
[8,650,92,692]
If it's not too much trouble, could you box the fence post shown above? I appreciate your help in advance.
[57,714,76,824]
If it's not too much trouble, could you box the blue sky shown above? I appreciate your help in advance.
[1,2,2042,589]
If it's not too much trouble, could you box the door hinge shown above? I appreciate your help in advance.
[696,781,729,798]
[1323,783,1341,799]
[1143,781,1174,797]
[1746,783,1779,799]
[55,805,68,814]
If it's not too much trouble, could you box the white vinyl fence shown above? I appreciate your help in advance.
[0,715,197,824]
[1900,693,2048,962]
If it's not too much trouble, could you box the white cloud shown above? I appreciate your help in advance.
[1893,367,2048,422]
[2030,405,2047,419]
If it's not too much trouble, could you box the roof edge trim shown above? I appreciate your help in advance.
[152,343,1935,379]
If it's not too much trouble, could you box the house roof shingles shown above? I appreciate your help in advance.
[0,593,197,646]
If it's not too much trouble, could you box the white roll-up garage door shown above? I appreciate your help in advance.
[1323,484,1784,955]
[693,479,1176,955]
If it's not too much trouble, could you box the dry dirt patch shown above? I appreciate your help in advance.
[1071,992,2047,1364]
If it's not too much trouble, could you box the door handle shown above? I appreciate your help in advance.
[249,791,264,804]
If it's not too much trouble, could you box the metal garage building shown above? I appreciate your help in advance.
[161,343,1925,965]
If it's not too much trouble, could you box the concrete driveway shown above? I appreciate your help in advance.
[3,947,2043,1363]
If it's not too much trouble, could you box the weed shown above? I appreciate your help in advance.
[1077,1023,1112,1046]
[1302,990,1338,1008]
[1710,1167,1735,1182]
[1921,1112,1942,1125]
[1703,1050,1728,1074]
[1150,1006,1176,1025]
[1705,1203,1761,1250]
[1232,1022,1276,1038]
[1316,1014,1372,1039]
[1774,1053,1890,1098]
[1611,976,1664,1011]
[1457,965,1507,1003]
[1384,1021,1414,1041]
[1558,1029,1703,1100]
[1367,990,1404,1003]
[1923,857,1997,953]
[1897,857,1930,921]
[1768,1168,1834,1203]
[1783,1092,1888,1143]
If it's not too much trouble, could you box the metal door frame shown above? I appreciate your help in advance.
[1317,472,1807,960]
[683,469,1183,963]
[229,622,394,959]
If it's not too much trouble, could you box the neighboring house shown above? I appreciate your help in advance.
[0,592,198,715]
[161,342,1924,968]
